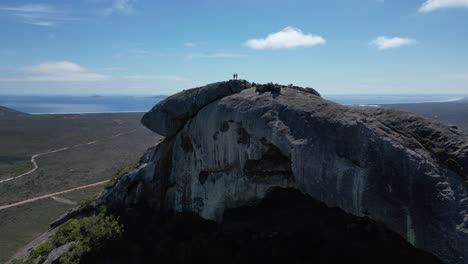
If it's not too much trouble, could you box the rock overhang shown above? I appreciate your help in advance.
[121,80,468,264]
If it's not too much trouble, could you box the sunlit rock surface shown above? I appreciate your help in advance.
[101,80,468,264]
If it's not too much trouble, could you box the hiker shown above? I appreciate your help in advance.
[235,73,238,80]
[233,73,235,80]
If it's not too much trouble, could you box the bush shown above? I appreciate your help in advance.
[78,194,98,212]
[53,210,123,246]
[12,242,53,264]
[105,163,138,190]
[14,211,124,264]
[54,211,123,263]
[29,242,53,263]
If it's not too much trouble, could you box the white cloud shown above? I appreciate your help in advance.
[0,4,80,26]
[245,27,326,50]
[30,21,55,26]
[0,4,55,13]
[369,36,416,50]
[419,0,468,12]
[186,53,246,59]
[0,61,110,82]
[184,42,207,48]
[102,0,136,16]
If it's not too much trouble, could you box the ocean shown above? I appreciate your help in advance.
[0,94,465,114]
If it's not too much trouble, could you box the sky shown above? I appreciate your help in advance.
[0,0,467,95]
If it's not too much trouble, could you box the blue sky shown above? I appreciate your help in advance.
[0,0,467,95]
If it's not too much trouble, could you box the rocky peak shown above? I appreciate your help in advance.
[141,80,321,138]
[16,81,466,264]
[141,80,253,137]
[99,81,468,264]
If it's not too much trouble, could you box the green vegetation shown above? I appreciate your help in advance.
[53,211,123,264]
[13,210,123,264]
[0,199,75,263]
[12,246,51,263]
[11,242,53,264]
[0,112,158,261]
[11,161,139,263]
[105,163,138,190]
[78,194,98,212]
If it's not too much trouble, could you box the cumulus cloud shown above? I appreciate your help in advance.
[369,36,416,50]
[245,27,326,50]
[419,0,468,12]
[102,0,136,16]
[0,61,109,82]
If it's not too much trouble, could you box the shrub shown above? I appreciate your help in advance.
[12,242,53,264]
[53,210,123,263]
[29,242,53,264]
[12,211,124,264]
[105,163,138,190]
[78,194,97,212]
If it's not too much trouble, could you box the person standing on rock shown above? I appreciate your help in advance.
[233,73,235,80]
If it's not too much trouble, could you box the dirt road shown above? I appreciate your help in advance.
[0,129,136,184]
[0,180,109,211]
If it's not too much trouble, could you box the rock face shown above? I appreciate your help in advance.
[141,80,252,137]
[43,243,71,264]
[64,188,443,264]
[100,80,468,264]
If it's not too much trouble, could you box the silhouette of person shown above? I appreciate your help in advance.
[233,73,235,80]
[235,73,238,80]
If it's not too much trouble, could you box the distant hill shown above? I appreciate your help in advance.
[0,106,29,118]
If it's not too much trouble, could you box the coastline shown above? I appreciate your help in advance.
[323,95,466,106]
[30,110,147,115]
[0,95,466,115]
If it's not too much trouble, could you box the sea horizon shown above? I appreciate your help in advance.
[0,94,466,115]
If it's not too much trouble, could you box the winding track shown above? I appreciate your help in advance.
[0,129,136,184]
[0,148,70,184]
[0,129,137,210]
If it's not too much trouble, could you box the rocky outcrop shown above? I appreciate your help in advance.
[141,80,252,137]
[54,188,445,263]
[100,80,468,264]
[42,243,71,264]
